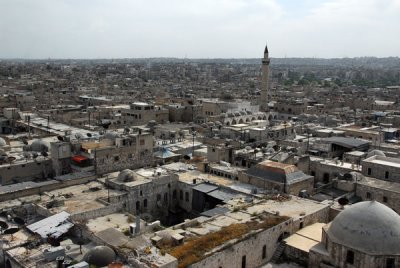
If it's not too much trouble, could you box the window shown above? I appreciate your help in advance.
[136,201,140,211]
[262,245,266,259]
[241,255,246,268]
[173,190,177,199]
[385,171,389,179]
[367,168,371,175]
[143,199,147,208]
[140,190,142,196]
[366,192,372,199]
[157,194,161,201]
[386,258,395,268]
[114,156,119,162]
[346,250,354,264]
[180,190,183,200]
[185,192,189,202]
[383,196,388,203]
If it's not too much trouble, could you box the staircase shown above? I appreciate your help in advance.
[270,242,286,263]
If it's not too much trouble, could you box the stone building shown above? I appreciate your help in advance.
[309,201,400,268]
[361,155,400,182]
[240,160,314,195]
[93,132,154,175]
[121,102,169,125]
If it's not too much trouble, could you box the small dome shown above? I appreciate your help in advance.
[327,201,400,255]
[30,139,50,152]
[117,169,135,182]
[366,149,385,158]
[104,131,119,141]
[84,246,116,267]
[343,171,364,182]
[0,138,6,147]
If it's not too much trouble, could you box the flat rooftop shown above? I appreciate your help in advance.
[246,197,328,220]
[357,176,400,193]
[37,181,124,215]
[363,155,400,168]
[284,222,325,252]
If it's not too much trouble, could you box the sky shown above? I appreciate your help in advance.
[0,0,399,59]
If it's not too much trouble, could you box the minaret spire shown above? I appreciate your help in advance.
[259,43,270,111]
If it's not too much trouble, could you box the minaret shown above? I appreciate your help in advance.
[260,44,270,111]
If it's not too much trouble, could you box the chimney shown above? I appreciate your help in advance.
[135,214,141,234]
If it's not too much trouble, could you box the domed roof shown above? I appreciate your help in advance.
[30,139,50,152]
[327,201,400,255]
[343,171,364,182]
[104,131,119,141]
[117,169,136,182]
[0,138,6,147]
[366,149,385,158]
[84,246,116,267]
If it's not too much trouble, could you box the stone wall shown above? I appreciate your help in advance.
[95,147,153,175]
[355,182,400,213]
[0,159,52,185]
[0,174,96,201]
[71,201,126,221]
[190,219,294,268]
[361,156,400,182]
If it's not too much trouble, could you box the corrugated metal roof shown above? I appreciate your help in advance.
[27,211,73,239]
[200,207,230,217]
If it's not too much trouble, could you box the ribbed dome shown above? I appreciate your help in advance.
[84,246,116,267]
[327,201,400,255]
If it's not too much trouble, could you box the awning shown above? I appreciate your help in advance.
[72,155,88,164]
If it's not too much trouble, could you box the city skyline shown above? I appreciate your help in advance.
[1,0,400,59]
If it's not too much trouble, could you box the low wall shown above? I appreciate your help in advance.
[71,201,126,221]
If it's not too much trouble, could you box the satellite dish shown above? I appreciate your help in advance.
[57,135,64,141]
[87,133,92,138]
[75,133,84,140]
[6,156,16,164]
[338,197,349,206]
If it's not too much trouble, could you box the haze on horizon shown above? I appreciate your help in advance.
[1,0,399,59]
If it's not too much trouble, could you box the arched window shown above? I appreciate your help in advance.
[173,190,177,199]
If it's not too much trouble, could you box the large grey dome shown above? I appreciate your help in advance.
[84,246,116,267]
[327,201,400,255]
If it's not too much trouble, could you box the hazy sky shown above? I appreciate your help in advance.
[1,0,399,59]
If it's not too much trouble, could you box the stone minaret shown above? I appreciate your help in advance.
[260,44,270,111]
